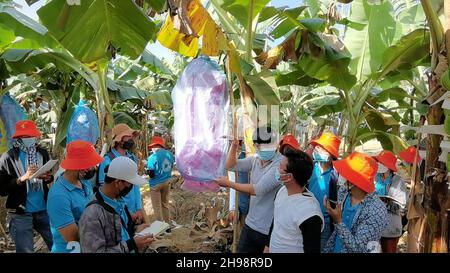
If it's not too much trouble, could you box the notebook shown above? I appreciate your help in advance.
[30,160,58,180]
[135,221,170,237]
[378,195,402,204]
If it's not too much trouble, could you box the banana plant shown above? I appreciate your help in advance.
[404,0,450,253]
[0,0,58,51]
[35,0,158,145]
[258,0,430,155]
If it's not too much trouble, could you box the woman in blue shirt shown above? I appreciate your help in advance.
[323,152,389,253]
[373,150,407,253]
[97,123,144,224]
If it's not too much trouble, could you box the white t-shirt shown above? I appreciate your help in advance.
[269,186,324,253]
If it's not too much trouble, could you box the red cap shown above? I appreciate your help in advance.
[279,134,300,152]
[399,146,421,165]
[12,120,41,139]
[373,150,398,172]
[333,152,377,193]
[61,140,104,170]
[148,136,166,149]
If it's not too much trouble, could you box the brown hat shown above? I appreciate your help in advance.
[112,123,138,143]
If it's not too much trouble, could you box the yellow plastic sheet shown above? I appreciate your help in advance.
[157,0,225,57]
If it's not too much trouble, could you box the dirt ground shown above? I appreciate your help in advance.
[141,172,233,253]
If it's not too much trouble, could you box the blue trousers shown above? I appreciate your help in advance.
[9,211,53,253]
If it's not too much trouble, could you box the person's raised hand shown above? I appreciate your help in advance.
[18,166,39,184]
[133,210,145,224]
[214,176,231,188]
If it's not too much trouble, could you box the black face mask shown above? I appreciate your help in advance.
[119,183,133,197]
[121,140,135,150]
[79,169,96,180]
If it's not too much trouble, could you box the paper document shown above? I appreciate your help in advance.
[378,195,402,205]
[135,221,170,237]
[31,160,58,179]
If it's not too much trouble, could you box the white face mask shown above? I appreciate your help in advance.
[377,162,388,174]
[152,148,159,153]
[21,137,36,148]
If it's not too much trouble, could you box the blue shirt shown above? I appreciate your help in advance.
[98,189,130,241]
[229,151,250,215]
[98,148,142,214]
[122,185,141,214]
[47,175,93,253]
[147,149,174,187]
[308,163,334,222]
[334,196,361,253]
[375,174,393,196]
[19,151,46,213]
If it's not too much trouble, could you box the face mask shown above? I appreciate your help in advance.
[79,169,96,180]
[312,150,330,162]
[152,148,159,153]
[20,137,36,148]
[275,168,291,185]
[258,150,276,161]
[119,183,133,197]
[121,139,135,150]
[377,163,389,174]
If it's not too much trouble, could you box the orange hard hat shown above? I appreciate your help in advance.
[12,120,41,139]
[279,134,300,152]
[61,140,104,170]
[399,146,421,165]
[148,136,166,149]
[333,152,377,193]
[373,150,398,172]
[310,132,341,158]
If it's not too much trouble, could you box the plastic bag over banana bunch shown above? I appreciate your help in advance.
[172,56,230,192]
[66,100,100,146]
[0,93,27,150]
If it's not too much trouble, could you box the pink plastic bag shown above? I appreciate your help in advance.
[172,56,229,192]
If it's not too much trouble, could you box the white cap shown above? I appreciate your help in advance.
[107,156,147,187]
